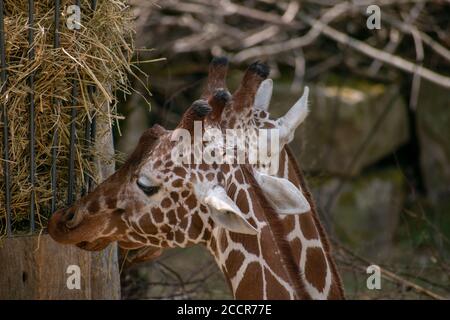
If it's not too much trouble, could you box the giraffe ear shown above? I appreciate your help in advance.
[204,186,258,235]
[253,171,311,214]
[277,86,309,145]
[254,79,273,111]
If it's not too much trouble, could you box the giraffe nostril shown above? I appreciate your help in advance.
[66,210,75,222]
[64,209,81,229]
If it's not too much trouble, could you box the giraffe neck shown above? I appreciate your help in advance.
[219,109,345,299]
[206,229,298,299]
[279,147,345,299]
[204,165,309,300]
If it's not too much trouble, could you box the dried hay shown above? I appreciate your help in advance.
[0,0,139,235]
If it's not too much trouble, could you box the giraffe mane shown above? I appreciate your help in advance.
[241,164,312,300]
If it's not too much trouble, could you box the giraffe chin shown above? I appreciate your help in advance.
[76,239,111,251]
[119,245,163,267]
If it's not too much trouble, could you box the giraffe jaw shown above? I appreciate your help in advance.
[76,239,111,251]
[120,245,163,267]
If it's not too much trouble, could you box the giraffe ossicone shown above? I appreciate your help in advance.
[48,57,344,300]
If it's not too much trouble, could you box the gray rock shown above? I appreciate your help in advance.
[311,168,405,259]
[416,79,450,205]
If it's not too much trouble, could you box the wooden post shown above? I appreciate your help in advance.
[0,98,121,300]
[0,235,120,299]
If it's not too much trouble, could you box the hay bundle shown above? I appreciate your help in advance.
[0,0,135,234]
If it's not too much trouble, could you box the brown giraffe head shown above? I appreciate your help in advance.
[48,60,306,249]
[48,95,246,251]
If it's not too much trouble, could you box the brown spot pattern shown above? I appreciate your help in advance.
[235,262,263,300]
[225,250,245,279]
[264,268,291,299]
[299,213,319,240]
[304,247,327,292]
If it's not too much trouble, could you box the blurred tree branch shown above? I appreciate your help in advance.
[122,0,450,300]
[134,0,450,88]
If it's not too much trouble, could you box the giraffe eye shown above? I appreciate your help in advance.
[136,177,160,196]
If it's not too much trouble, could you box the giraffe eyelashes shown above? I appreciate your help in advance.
[136,177,160,196]
[137,182,160,196]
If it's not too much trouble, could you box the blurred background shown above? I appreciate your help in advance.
[117,0,450,299]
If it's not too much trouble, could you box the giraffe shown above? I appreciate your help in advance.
[203,57,345,299]
[48,59,344,299]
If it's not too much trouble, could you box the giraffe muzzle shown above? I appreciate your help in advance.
[48,209,76,244]
[63,207,85,229]
[48,207,98,245]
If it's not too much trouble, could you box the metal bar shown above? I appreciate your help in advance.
[28,0,36,233]
[51,0,60,213]
[67,83,77,205]
[0,0,12,236]
[89,107,97,192]
[67,0,81,205]
[81,97,91,196]
[87,86,97,192]
[83,0,97,194]
[90,111,97,145]
[54,0,60,48]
